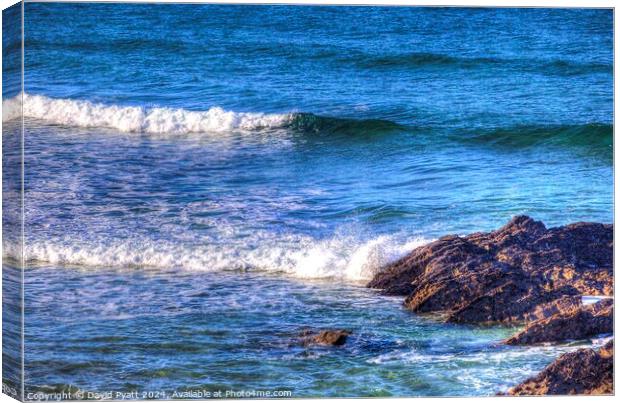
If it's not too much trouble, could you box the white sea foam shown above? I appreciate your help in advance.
[4,234,429,282]
[2,93,22,122]
[581,295,613,305]
[2,92,294,134]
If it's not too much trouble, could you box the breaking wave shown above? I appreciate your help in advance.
[2,93,404,136]
[2,92,293,134]
[4,234,429,282]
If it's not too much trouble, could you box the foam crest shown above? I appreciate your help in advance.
[2,93,294,134]
[5,234,429,282]
[2,93,22,122]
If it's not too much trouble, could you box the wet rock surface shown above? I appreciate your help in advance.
[368,216,613,395]
[506,339,613,395]
[299,329,351,346]
[368,216,613,324]
[521,295,583,323]
[505,298,613,345]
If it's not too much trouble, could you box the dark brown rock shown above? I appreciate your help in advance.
[505,299,613,345]
[368,216,613,324]
[300,329,351,346]
[506,339,613,395]
[522,295,583,323]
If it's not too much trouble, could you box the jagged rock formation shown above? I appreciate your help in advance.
[368,216,612,325]
[505,298,612,345]
[506,340,613,395]
[368,216,614,395]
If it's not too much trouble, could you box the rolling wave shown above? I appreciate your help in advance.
[463,123,613,149]
[288,113,404,135]
[2,94,608,152]
[2,93,404,136]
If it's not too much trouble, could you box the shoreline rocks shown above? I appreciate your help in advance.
[368,216,613,395]
[368,216,612,325]
[504,298,612,345]
[505,340,613,395]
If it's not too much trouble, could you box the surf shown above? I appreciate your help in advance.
[3,233,430,282]
[2,92,294,134]
[2,93,405,136]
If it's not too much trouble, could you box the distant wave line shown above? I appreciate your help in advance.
[356,52,613,76]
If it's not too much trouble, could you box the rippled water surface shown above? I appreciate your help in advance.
[23,266,608,397]
[2,3,613,397]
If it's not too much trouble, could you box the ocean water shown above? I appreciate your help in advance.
[2,3,613,398]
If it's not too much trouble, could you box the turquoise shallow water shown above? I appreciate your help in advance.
[2,3,613,398]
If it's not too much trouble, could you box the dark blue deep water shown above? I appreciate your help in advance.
[2,3,613,398]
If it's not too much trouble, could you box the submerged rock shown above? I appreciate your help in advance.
[368,216,613,325]
[505,299,613,345]
[299,329,351,346]
[506,339,613,395]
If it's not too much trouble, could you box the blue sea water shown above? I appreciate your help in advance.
[2,3,613,398]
